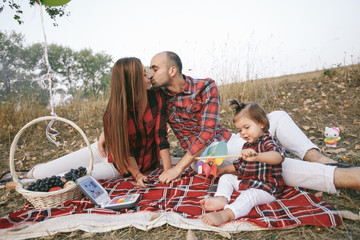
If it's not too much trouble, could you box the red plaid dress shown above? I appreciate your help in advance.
[107,89,170,175]
[163,75,232,155]
[233,132,285,198]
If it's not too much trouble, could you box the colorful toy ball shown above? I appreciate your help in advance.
[41,0,71,6]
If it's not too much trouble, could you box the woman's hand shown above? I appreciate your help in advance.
[98,131,107,158]
[135,172,148,188]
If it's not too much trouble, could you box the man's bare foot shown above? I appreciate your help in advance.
[200,196,227,211]
[303,148,336,164]
[199,208,235,226]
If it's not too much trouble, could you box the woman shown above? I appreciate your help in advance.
[101,57,171,186]
[3,57,171,189]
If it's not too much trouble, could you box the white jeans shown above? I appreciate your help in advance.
[197,111,337,194]
[215,174,275,219]
[28,142,121,180]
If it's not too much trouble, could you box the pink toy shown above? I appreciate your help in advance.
[324,126,341,148]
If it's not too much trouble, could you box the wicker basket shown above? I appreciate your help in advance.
[9,116,94,209]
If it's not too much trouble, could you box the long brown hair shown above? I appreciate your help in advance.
[103,57,148,173]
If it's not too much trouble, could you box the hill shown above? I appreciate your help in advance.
[0,64,359,239]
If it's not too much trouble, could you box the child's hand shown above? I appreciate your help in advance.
[241,149,258,162]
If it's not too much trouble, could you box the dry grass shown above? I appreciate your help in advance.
[0,65,359,239]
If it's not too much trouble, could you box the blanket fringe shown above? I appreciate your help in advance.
[337,210,360,221]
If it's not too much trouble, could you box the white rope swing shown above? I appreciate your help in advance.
[31,1,60,146]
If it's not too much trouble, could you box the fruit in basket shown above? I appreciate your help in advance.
[63,181,76,188]
[64,167,87,181]
[49,186,62,192]
[26,166,86,192]
[27,175,64,192]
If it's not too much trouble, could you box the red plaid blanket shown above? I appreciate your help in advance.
[0,168,341,231]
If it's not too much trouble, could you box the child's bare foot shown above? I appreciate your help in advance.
[199,208,235,226]
[199,196,227,211]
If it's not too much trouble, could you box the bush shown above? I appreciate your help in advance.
[323,69,337,77]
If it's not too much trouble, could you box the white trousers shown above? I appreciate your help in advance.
[215,174,275,219]
[28,142,121,180]
[198,111,337,194]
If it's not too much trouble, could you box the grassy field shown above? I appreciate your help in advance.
[0,65,359,239]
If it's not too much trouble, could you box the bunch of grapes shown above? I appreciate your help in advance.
[64,167,87,181]
[27,175,64,192]
[26,166,87,192]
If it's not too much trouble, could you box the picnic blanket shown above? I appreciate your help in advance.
[0,168,342,239]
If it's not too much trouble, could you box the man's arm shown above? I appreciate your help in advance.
[159,147,206,184]
[159,148,172,171]
[159,80,222,183]
[186,80,220,156]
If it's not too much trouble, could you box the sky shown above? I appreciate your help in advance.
[1,0,360,84]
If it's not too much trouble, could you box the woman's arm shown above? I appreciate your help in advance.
[97,130,107,158]
[154,90,171,172]
[127,156,147,188]
[155,90,170,152]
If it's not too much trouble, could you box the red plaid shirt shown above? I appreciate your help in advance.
[233,132,285,198]
[163,75,232,155]
[107,89,169,174]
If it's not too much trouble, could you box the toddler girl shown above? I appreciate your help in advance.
[199,100,285,226]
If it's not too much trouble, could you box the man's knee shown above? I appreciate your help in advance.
[267,110,288,120]
[267,110,289,135]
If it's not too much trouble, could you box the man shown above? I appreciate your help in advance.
[148,51,360,193]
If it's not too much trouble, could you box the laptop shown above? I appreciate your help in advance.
[75,175,141,210]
